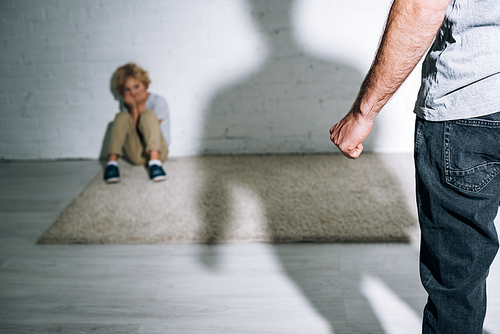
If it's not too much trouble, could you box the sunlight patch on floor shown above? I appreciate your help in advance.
[362,274,421,334]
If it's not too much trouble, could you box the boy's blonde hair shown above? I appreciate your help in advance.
[112,63,151,96]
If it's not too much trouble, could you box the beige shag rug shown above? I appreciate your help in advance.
[38,154,417,244]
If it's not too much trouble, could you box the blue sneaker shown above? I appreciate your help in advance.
[149,164,166,182]
[104,164,120,183]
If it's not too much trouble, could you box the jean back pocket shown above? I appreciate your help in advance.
[444,118,500,193]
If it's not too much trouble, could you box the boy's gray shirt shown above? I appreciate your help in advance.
[414,0,500,121]
[120,93,171,145]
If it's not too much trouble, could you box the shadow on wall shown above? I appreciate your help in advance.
[201,1,369,154]
[196,0,419,332]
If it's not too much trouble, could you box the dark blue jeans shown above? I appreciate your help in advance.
[414,112,500,334]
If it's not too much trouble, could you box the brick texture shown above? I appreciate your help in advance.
[0,0,416,160]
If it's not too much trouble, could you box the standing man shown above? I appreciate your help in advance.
[330,0,500,333]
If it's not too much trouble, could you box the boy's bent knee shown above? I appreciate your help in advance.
[113,112,133,125]
[138,109,158,124]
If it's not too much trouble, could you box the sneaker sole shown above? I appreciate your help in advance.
[152,175,166,182]
[105,177,120,183]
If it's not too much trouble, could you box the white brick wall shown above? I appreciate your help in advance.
[0,0,419,160]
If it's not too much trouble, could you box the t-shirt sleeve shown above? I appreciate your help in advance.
[150,95,169,120]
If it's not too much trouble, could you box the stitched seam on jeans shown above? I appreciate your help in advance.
[448,162,500,176]
[456,119,500,127]
[446,169,500,192]
[414,118,424,153]
[444,122,451,178]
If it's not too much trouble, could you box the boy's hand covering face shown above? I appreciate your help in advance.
[123,77,148,109]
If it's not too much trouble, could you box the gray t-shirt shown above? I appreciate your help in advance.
[414,0,500,121]
[120,93,171,145]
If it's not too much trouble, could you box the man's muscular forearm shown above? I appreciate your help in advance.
[330,0,452,159]
[358,0,451,117]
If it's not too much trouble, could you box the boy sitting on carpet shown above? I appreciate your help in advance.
[104,63,171,183]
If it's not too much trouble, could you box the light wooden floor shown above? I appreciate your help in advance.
[0,159,499,334]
